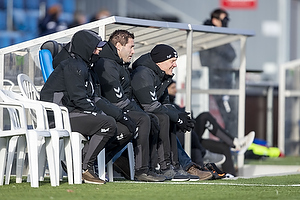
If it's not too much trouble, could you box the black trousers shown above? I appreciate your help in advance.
[70,113,117,170]
[152,113,178,170]
[201,139,236,176]
[194,112,236,175]
[104,121,134,163]
[194,112,235,147]
[127,110,151,173]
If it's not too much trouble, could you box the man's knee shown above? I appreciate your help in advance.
[199,112,216,123]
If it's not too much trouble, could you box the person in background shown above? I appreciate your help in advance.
[167,80,226,166]
[131,44,213,181]
[167,80,255,176]
[38,4,68,36]
[200,8,238,141]
[68,10,88,28]
[90,8,111,22]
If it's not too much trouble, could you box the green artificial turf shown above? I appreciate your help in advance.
[1,174,300,200]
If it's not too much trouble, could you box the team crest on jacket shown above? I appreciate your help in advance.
[150,90,157,101]
[114,87,123,98]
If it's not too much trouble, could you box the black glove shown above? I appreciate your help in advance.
[177,112,196,132]
[118,113,137,133]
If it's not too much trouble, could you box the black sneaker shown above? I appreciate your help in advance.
[161,168,190,181]
[176,169,199,181]
[135,170,166,182]
[204,163,226,179]
[82,168,106,184]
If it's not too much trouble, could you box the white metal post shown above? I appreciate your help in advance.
[237,36,247,171]
[184,28,193,156]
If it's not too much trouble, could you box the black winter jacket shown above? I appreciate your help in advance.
[131,53,181,122]
[94,41,142,112]
[40,30,122,119]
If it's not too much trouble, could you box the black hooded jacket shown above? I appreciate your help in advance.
[94,41,142,112]
[131,53,181,122]
[40,30,122,119]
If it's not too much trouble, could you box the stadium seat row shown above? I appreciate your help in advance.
[0,0,75,13]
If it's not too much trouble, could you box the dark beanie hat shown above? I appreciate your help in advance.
[150,44,178,63]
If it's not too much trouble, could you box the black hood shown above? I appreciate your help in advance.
[99,41,123,65]
[132,53,173,81]
[70,29,101,63]
[203,19,214,26]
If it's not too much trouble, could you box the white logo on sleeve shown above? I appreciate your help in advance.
[150,90,157,101]
[114,87,123,98]
[117,133,124,140]
[101,128,110,132]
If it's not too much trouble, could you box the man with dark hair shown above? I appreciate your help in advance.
[40,29,135,184]
[131,44,213,181]
[94,30,166,182]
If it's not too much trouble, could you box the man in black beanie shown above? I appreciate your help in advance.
[131,44,213,181]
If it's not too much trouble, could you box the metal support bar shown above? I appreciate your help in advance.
[266,86,274,146]
[237,36,247,170]
[278,64,286,153]
[184,28,193,156]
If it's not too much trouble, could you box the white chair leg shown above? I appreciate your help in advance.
[59,140,64,181]
[0,138,8,186]
[107,159,113,182]
[70,132,83,184]
[27,132,40,188]
[38,140,46,181]
[5,136,19,184]
[16,136,26,183]
[64,136,73,184]
[98,148,106,181]
[127,142,135,180]
[44,137,56,187]
[50,131,60,186]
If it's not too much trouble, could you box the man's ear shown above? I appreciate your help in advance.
[115,42,122,51]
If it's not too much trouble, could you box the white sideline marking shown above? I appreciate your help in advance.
[115,181,300,187]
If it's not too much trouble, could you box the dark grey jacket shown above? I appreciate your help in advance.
[94,41,142,112]
[131,53,181,122]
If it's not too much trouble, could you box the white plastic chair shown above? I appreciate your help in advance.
[0,101,26,186]
[17,74,73,186]
[0,90,57,187]
[1,79,26,185]
[17,74,134,183]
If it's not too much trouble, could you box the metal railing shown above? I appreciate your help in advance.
[278,58,300,155]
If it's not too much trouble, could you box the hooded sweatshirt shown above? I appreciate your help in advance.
[40,30,122,119]
[131,53,181,122]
